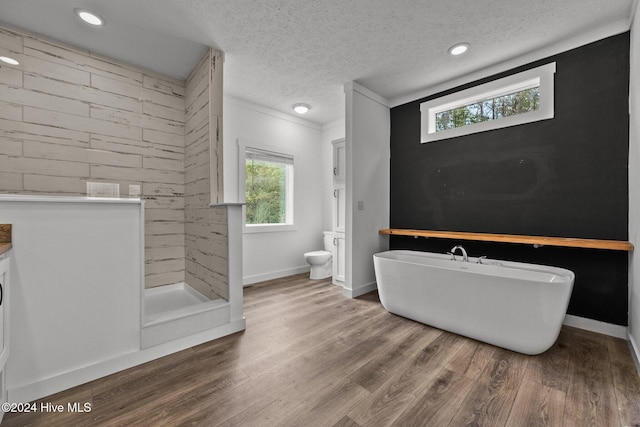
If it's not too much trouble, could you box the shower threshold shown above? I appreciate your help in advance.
[142,282,230,348]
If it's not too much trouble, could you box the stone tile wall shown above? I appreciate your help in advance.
[0,26,227,297]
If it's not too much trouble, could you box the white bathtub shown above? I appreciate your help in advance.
[373,250,575,355]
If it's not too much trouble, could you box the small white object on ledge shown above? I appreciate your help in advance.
[87,182,120,198]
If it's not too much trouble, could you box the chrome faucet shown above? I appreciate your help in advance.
[450,245,468,262]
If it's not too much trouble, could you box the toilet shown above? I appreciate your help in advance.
[304,231,333,279]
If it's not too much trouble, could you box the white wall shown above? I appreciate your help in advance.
[1,197,142,401]
[344,82,390,297]
[321,119,346,232]
[629,0,640,362]
[223,97,325,284]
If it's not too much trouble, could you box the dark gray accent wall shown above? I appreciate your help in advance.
[389,32,630,325]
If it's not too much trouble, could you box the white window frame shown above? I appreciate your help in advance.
[420,62,556,143]
[238,140,296,233]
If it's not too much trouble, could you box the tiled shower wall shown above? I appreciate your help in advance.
[0,26,226,296]
[184,49,228,300]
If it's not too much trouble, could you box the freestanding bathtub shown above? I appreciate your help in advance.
[373,250,575,355]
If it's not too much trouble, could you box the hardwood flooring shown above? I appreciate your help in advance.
[3,274,640,426]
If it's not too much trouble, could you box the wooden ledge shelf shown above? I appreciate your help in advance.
[379,228,634,252]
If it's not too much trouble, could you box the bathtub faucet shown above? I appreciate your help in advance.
[450,245,468,262]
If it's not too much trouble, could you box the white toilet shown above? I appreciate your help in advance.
[304,231,333,279]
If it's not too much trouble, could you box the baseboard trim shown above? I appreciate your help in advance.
[243,266,310,286]
[628,333,640,374]
[344,281,377,298]
[8,319,246,403]
[563,314,627,339]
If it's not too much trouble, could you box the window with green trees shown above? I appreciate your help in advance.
[435,87,540,131]
[420,62,555,143]
[245,148,294,226]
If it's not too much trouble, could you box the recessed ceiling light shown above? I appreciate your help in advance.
[0,56,19,65]
[292,103,311,114]
[74,8,105,26]
[448,43,470,56]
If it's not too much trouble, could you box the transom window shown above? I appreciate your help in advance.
[435,86,540,131]
[421,62,555,143]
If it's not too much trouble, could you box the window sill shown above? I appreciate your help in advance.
[243,224,297,234]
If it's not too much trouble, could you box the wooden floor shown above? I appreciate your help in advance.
[4,274,640,426]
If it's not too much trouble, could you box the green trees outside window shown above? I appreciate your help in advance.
[436,87,540,132]
[245,159,289,224]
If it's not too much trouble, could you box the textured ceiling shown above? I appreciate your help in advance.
[0,0,636,124]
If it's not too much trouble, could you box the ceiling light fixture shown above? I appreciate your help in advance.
[448,43,470,56]
[74,8,105,26]
[292,103,311,114]
[0,56,19,65]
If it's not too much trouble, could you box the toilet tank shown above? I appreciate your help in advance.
[323,231,334,251]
